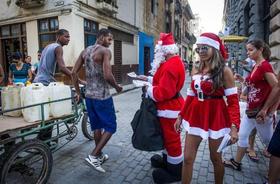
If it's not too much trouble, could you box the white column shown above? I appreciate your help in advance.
[58,13,84,67]
[26,20,39,64]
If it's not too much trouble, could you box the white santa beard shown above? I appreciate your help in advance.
[150,51,165,75]
[150,44,179,75]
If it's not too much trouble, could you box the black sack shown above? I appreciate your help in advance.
[131,96,164,151]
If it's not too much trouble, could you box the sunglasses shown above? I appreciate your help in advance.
[195,46,210,54]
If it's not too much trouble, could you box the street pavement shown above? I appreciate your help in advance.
[48,76,270,184]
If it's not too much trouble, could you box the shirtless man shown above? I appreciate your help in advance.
[72,28,122,173]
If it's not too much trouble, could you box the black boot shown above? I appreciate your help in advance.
[150,153,167,168]
[152,162,182,184]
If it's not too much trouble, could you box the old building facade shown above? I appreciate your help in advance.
[0,0,145,84]
[0,0,196,85]
[223,0,280,73]
[165,0,196,62]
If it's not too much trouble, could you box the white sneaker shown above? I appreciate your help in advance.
[85,155,106,173]
[98,153,109,164]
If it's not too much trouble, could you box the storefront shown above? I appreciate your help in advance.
[0,23,27,84]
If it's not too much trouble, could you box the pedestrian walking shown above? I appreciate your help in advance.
[175,32,240,184]
[224,39,277,171]
[137,32,185,183]
[257,70,280,184]
[72,28,122,173]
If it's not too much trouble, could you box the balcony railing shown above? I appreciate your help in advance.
[15,0,45,8]
[96,0,118,14]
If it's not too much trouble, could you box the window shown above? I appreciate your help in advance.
[84,19,99,48]
[38,17,59,49]
[151,0,158,15]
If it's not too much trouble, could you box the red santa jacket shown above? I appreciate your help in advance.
[147,55,185,119]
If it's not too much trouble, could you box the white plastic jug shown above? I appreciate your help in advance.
[48,82,72,117]
[1,83,24,117]
[21,83,50,122]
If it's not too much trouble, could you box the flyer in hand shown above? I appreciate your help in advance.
[132,80,151,87]
[217,134,232,153]
[127,72,137,78]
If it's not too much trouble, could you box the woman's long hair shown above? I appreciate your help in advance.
[197,47,225,92]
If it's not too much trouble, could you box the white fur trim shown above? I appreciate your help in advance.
[147,76,153,84]
[147,86,156,101]
[167,153,183,164]
[196,36,220,50]
[192,74,201,81]
[161,44,179,55]
[182,120,231,140]
[187,88,195,96]
[224,87,238,96]
[157,110,180,119]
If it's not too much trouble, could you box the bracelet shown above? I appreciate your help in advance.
[231,124,237,129]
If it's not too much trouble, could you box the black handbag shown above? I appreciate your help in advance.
[131,93,164,151]
[245,108,261,119]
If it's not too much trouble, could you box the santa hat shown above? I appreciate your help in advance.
[196,32,228,59]
[158,33,179,55]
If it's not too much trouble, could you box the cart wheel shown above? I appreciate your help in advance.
[81,112,94,140]
[66,125,78,140]
[0,139,53,184]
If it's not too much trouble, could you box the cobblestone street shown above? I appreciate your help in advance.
[48,77,270,184]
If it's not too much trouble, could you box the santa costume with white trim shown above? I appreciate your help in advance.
[146,33,185,183]
[180,32,240,140]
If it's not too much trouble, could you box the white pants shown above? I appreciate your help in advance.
[237,114,274,148]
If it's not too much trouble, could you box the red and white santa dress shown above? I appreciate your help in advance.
[180,74,240,139]
[146,33,185,183]
[179,32,240,140]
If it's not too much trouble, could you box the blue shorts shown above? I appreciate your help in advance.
[85,97,117,134]
[268,120,280,158]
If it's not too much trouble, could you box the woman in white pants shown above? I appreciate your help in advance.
[224,39,278,171]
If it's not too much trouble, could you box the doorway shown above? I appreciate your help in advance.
[144,47,151,75]
[0,23,27,84]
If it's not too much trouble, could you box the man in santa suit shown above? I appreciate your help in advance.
[139,33,186,183]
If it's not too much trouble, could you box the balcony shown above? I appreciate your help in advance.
[96,0,118,15]
[15,0,45,8]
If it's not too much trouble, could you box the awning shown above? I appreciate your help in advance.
[221,35,248,43]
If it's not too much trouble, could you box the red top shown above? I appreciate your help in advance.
[245,60,275,110]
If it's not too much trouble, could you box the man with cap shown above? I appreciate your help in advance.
[138,32,185,183]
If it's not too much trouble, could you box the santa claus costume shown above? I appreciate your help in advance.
[180,33,240,140]
[146,33,186,183]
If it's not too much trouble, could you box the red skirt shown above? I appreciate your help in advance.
[181,97,231,139]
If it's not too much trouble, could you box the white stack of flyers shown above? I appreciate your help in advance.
[132,80,151,87]
[217,134,232,153]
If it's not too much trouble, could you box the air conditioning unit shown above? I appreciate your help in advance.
[16,0,45,9]
[96,0,118,14]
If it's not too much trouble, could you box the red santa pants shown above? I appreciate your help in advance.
[159,117,182,163]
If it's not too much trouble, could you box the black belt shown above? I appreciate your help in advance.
[195,94,223,99]
[173,92,182,99]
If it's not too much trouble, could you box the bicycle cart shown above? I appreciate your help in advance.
[0,94,91,184]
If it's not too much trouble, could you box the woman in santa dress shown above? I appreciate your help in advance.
[174,32,240,184]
